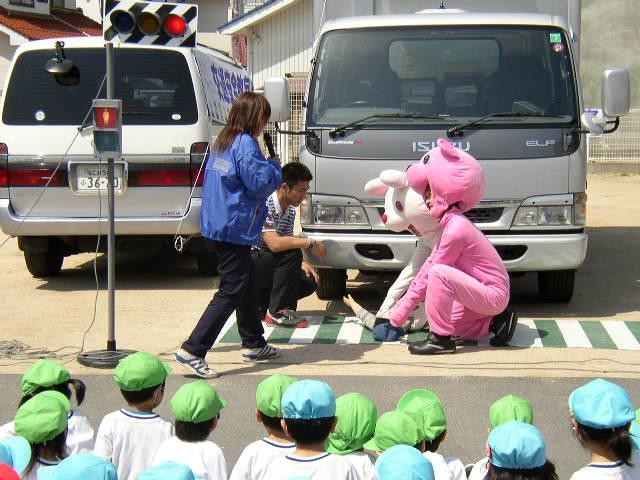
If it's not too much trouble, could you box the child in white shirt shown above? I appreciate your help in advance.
[327,392,378,480]
[230,374,297,480]
[396,389,466,480]
[0,360,94,454]
[93,351,173,480]
[569,378,640,480]
[261,379,359,480]
[153,380,227,480]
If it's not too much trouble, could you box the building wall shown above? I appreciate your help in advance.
[0,34,16,89]
[0,0,49,15]
[246,0,313,90]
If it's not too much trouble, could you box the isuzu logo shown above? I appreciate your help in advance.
[526,139,556,147]
[412,141,470,153]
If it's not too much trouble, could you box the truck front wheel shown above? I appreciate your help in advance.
[537,270,575,303]
[316,268,347,300]
[24,250,64,278]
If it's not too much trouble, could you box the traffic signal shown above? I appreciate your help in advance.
[92,99,122,158]
[103,0,198,48]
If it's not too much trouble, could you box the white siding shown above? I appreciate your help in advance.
[0,35,17,92]
[246,0,313,89]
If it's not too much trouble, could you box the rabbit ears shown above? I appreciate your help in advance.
[364,170,409,197]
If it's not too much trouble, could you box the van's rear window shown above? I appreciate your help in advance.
[2,47,198,125]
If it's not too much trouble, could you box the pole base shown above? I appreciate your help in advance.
[77,349,137,369]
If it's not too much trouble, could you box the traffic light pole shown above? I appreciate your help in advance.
[77,42,135,368]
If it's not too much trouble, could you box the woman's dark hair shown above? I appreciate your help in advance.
[119,381,165,405]
[576,422,634,465]
[214,92,271,153]
[22,429,68,477]
[283,417,335,446]
[486,460,559,480]
[19,379,86,407]
[175,418,216,442]
[258,411,285,433]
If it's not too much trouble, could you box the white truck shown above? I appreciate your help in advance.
[0,37,251,277]
[265,0,630,302]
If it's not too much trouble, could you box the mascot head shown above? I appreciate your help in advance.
[406,138,485,219]
[364,169,439,238]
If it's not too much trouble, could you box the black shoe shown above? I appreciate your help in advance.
[408,332,456,355]
[489,310,518,346]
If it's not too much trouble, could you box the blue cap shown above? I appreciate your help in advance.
[37,454,117,480]
[569,378,635,429]
[282,380,336,419]
[0,437,30,475]
[488,421,547,469]
[375,445,435,480]
[138,462,195,480]
[373,322,405,342]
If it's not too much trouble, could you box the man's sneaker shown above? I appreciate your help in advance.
[408,332,456,355]
[489,310,519,347]
[175,348,220,379]
[242,344,281,362]
[264,310,309,328]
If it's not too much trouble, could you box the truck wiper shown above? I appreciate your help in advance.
[329,113,440,138]
[446,112,564,137]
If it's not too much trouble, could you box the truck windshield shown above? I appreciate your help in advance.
[308,26,578,127]
[2,48,197,126]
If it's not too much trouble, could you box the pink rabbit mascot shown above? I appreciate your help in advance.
[389,138,518,354]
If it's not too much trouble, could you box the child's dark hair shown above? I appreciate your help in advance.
[576,422,634,465]
[284,417,335,446]
[258,411,285,433]
[120,381,165,405]
[22,430,67,477]
[175,418,216,442]
[486,461,559,480]
[424,431,445,452]
[19,379,86,407]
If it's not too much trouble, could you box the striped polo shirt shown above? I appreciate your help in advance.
[257,191,296,251]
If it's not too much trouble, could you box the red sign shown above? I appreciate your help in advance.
[94,107,119,129]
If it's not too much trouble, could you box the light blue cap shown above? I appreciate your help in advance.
[138,462,195,480]
[375,445,435,480]
[37,454,117,480]
[282,380,336,419]
[569,378,635,429]
[0,436,31,475]
[488,421,547,469]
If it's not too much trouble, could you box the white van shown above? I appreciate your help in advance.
[0,36,251,277]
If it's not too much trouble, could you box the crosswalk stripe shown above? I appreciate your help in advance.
[214,316,640,350]
[557,320,592,348]
[602,321,640,350]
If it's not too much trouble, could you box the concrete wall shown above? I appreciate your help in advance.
[581,0,639,108]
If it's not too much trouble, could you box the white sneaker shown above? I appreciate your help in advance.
[175,348,220,379]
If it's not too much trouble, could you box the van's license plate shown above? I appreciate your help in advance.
[76,164,123,193]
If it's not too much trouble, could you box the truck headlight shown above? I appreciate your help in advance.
[512,193,586,227]
[300,195,369,225]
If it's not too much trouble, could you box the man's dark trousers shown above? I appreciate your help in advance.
[252,248,317,315]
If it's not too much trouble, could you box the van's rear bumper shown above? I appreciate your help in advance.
[0,198,202,236]
[303,231,588,272]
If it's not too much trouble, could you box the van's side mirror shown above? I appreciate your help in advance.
[263,77,290,122]
[601,68,630,118]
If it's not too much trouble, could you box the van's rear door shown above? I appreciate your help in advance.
[2,46,203,221]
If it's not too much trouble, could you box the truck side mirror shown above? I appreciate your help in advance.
[601,68,630,118]
[263,77,291,122]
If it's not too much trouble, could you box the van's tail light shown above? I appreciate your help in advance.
[132,168,191,186]
[190,142,208,188]
[0,143,7,187]
[9,168,65,187]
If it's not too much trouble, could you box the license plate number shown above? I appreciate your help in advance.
[76,165,123,193]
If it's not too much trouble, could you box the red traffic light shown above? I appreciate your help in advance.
[94,107,119,129]
[164,14,187,37]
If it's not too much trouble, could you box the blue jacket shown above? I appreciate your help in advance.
[200,133,282,246]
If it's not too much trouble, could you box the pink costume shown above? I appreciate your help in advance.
[389,139,509,340]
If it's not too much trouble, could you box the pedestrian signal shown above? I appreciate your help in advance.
[103,0,197,48]
[92,99,122,158]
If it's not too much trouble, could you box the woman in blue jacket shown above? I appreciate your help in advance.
[176,92,282,378]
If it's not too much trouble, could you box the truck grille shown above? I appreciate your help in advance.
[376,206,503,223]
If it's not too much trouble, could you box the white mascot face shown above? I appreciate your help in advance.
[364,169,439,239]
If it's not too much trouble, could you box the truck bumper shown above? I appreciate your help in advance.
[0,198,202,236]
[303,231,588,272]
